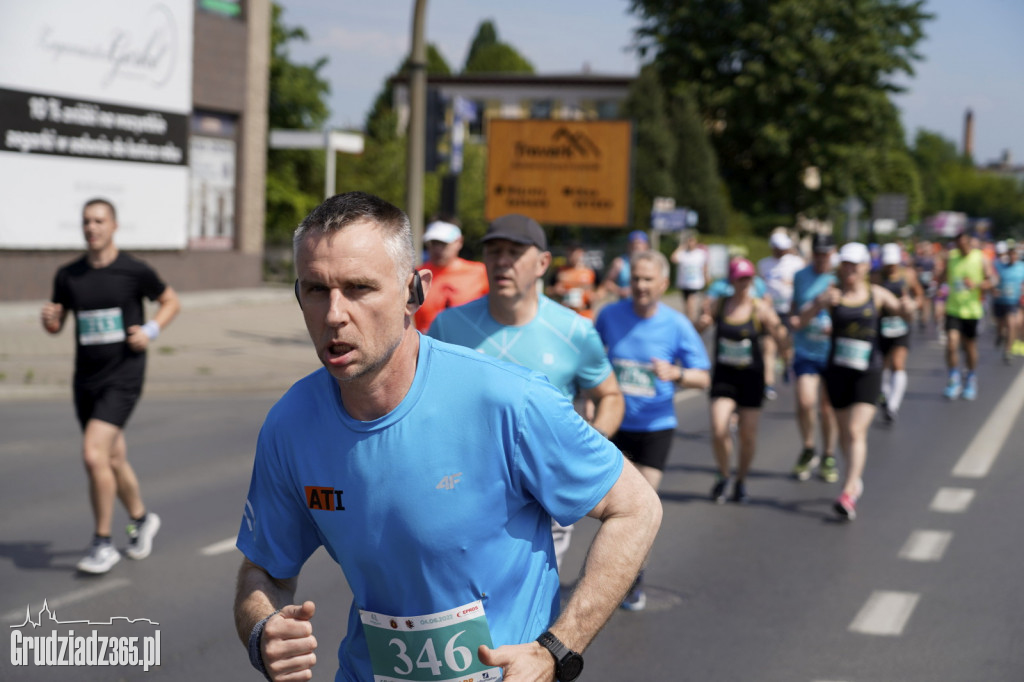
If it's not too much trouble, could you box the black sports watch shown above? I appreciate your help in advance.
[536,630,584,681]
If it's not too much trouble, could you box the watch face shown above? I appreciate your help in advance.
[560,653,584,681]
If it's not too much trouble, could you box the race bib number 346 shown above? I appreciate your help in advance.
[360,601,501,682]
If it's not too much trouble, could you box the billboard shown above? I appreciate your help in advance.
[485,119,632,227]
[0,1,193,249]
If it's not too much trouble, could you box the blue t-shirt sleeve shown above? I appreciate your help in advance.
[673,315,711,370]
[236,421,323,579]
[576,321,613,389]
[512,375,623,526]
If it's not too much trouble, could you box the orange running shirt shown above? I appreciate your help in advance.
[415,257,489,332]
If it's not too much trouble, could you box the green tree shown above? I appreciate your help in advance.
[265,3,331,245]
[630,0,931,222]
[910,129,966,214]
[620,65,676,232]
[668,86,730,234]
[464,20,498,69]
[462,21,534,73]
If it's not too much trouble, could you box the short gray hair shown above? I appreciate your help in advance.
[293,192,414,282]
[630,250,670,279]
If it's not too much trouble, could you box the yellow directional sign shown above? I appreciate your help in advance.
[485,119,632,227]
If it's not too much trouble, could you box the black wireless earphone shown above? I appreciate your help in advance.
[293,279,301,306]
[409,271,424,306]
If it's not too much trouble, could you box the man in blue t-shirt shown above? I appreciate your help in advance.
[429,213,624,572]
[994,243,1024,361]
[234,193,661,682]
[594,250,710,610]
[788,233,839,482]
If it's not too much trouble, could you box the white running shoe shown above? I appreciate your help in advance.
[126,513,161,560]
[77,540,121,574]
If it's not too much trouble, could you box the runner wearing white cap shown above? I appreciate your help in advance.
[872,243,923,422]
[757,230,805,399]
[801,242,915,520]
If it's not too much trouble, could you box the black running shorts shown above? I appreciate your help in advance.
[823,367,882,410]
[945,315,979,339]
[612,428,675,472]
[74,383,142,430]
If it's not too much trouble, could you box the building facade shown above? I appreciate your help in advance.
[0,0,269,301]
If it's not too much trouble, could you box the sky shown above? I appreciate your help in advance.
[277,0,1024,167]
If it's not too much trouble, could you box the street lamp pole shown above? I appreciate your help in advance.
[406,0,428,264]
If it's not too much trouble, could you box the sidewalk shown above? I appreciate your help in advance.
[0,287,321,402]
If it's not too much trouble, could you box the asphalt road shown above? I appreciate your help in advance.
[2,326,1023,681]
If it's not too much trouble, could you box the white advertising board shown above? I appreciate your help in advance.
[0,1,193,249]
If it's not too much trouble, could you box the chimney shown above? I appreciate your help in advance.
[963,108,974,159]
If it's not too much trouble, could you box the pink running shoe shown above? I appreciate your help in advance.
[834,492,858,520]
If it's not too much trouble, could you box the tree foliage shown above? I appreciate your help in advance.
[265,3,331,245]
[668,87,730,234]
[620,65,676,232]
[464,20,498,69]
[629,0,932,224]
[908,130,1024,236]
[463,21,534,73]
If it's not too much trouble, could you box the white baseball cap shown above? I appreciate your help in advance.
[839,242,870,264]
[996,241,1009,255]
[423,221,462,244]
[881,243,903,266]
[770,231,793,250]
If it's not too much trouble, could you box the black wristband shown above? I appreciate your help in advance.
[248,609,280,681]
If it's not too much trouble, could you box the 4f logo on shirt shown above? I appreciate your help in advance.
[305,486,345,511]
[436,473,462,490]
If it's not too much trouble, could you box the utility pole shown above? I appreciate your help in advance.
[405,0,428,264]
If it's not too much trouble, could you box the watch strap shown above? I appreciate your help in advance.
[536,630,568,662]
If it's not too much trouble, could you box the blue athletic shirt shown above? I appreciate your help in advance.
[706,276,767,300]
[427,295,612,399]
[791,265,836,363]
[236,336,623,682]
[594,300,711,432]
[995,261,1024,304]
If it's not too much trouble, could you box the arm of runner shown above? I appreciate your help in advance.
[761,304,789,350]
[477,459,661,680]
[651,357,710,389]
[40,302,67,334]
[127,285,182,351]
[799,285,840,329]
[872,284,909,317]
[981,257,997,293]
[581,372,625,439]
[907,268,926,312]
[235,558,318,682]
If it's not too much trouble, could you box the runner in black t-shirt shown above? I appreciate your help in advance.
[41,198,180,574]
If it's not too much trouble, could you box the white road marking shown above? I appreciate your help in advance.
[849,591,920,636]
[200,537,239,556]
[899,530,953,562]
[0,578,131,624]
[952,364,1024,478]
[930,487,976,513]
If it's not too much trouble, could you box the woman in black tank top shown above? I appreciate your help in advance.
[873,245,924,423]
[801,243,914,521]
[697,258,787,503]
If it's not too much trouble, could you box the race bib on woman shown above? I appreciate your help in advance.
[833,337,872,371]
